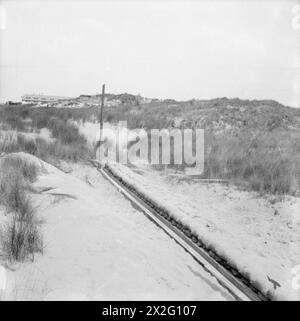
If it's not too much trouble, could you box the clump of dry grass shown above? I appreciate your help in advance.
[0,209,43,262]
[0,154,43,262]
[0,131,18,154]
[47,117,86,145]
[0,171,28,214]
[204,129,300,195]
[0,154,39,183]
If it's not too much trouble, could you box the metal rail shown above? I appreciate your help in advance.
[92,161,268,301]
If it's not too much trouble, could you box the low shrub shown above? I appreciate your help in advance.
[47,117,86,145]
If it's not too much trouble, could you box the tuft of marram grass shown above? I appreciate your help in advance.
[0,214,43,262]
[0,154,43,262]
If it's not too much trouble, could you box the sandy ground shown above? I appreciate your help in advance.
[78,120,300,300]
[109,163,300,300]
[0,154,233,300]
[77,121,110,144]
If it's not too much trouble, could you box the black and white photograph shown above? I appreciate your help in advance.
[0,0,299,306]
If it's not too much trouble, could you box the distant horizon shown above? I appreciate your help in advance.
[1,1,299,108]
[3,90,299,108]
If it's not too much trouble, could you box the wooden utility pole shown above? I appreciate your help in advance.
[100,84,105,139]
[97,84,105,160]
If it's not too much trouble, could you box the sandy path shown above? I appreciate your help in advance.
[2,162,232,301]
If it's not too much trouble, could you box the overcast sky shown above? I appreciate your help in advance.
[0,0,299,107]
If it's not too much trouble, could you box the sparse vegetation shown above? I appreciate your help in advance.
[0,107,94,261]
[0,96,298,296]
[1,152,39,183]
[97,98,300,195]
[0,106,93,165]
[204,129,300,194]
[0,154,43,262]
[1,97,300,195]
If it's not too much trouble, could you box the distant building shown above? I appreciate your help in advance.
[21,94,73,104]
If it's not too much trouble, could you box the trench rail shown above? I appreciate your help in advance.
[91,160,269,301]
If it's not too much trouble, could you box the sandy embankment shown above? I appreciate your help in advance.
[0,153,232,300]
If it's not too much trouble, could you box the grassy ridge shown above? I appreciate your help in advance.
[0,106,93,164]
[1,100,299,195]
[97,98,300,195]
